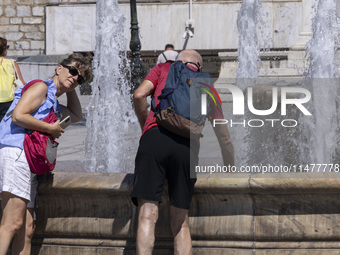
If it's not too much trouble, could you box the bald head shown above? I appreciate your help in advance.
[176,50,203,68]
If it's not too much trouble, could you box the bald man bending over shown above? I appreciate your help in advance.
[131,49,234,254]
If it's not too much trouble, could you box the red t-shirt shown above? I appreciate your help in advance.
[141,62,224,136]
[142,62,172,136]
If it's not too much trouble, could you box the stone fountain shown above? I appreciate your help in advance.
[2,0,340,254]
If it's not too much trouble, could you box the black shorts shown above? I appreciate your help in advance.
[0,101,13,122]
[131,126,198,210]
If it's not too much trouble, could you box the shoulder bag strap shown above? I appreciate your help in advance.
[21,79,44,96]
[5,79,44,118]
[10,59,19,80]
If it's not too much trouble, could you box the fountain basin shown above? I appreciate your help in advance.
[9,172,339,254]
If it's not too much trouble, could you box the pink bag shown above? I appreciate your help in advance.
[22,80,59,175]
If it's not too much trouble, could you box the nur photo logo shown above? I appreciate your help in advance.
[199,83,222,115]
[197,82,313,129]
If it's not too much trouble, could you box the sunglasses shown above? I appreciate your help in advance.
[184,61,201,72]
[61,64,85,84]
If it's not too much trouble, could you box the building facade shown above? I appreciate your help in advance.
[1,0,307,56]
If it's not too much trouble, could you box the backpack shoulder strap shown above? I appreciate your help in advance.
[21,79,44,96]
[162,52,168,62]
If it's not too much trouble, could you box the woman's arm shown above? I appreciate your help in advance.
[12,82,64,139]
[59,89,82,123]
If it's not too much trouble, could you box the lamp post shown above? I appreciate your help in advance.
[130,0,146,93]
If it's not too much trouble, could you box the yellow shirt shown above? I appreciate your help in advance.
[0,58,15,103]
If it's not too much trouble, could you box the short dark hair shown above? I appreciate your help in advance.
[0,37,8,56]
[165,44,174,50]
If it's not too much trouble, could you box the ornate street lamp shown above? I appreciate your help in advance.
[129,0,147,93]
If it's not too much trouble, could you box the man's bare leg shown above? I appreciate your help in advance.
[12,208,35,255]
[136,199,159,255]
[0,192,27,255]
[170,205,192,255]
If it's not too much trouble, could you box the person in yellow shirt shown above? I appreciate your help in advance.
[0,37,25,121]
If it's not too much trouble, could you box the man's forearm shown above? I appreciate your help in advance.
[134,96,148,130]
[213,124,235,166]
[133,79,155,131]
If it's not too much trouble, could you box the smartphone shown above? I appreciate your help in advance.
[59,116,71,129]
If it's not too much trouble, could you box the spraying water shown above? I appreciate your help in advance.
[233,0,262,166]
[236,0,262,81]
[233,0,339,167]
[306,0,337,78]
[305,0,338,163]
[85,0,138,172]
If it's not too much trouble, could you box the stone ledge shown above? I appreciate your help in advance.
[33,239,340,250]
[38,172,133,194]
[39,172,340,194]
[218,51,289,61]
[3,171,340,254]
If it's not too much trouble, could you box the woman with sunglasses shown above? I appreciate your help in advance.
[0,37,25,122]
[0,53,93,255]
